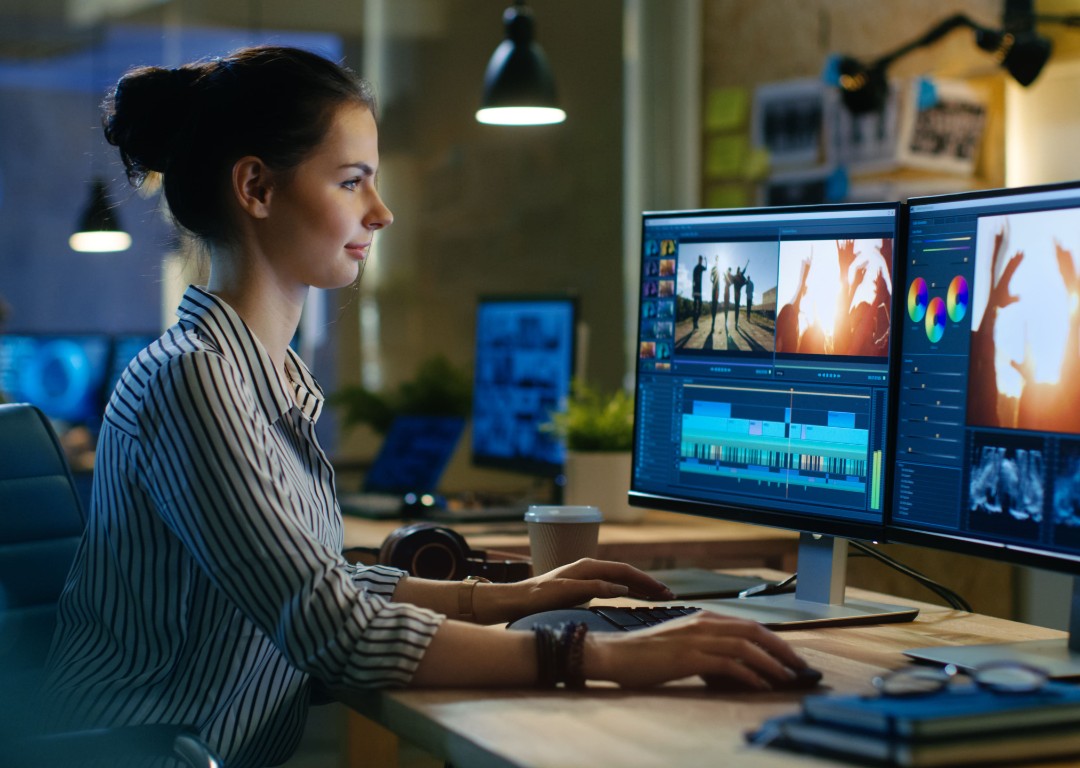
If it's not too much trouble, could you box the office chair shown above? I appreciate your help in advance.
[0,402,221,767]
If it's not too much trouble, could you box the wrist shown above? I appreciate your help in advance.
[458,575,491,622]
[582,633,616,683]
[469,581,517,625]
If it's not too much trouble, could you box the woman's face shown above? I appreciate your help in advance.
[260,101,393,291]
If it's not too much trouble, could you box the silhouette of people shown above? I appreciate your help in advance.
[1006,239,1080,432]
[968,224,1023,427]
[710,256,721,331]
[777,240,898,357]
[846,269,889,356]
[745,276,754,323]
[776,257,811,353]
[692,255,706,329]
[723,267,733,330]
[831,240,861,355]
[846,239,892,357]
[731,262,748,328]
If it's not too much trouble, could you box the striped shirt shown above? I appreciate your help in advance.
[44,286,443,768]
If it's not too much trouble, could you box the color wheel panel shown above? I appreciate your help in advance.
[947,276,969,322]
[925,296,946,343]
[908,277,928,322]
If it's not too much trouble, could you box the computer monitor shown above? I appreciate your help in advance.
[107,334,158,393]
[470,295,576,481]
[891,181,1080,675]
[629,202,917,627]
[0,333,112,430]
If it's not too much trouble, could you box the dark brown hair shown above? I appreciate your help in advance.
[103,45,376,245]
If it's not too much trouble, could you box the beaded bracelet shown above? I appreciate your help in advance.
[560,621,588,690]
[534,624,559,688]
[533,622,589,689]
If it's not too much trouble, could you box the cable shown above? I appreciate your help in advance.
[849,541,972,612]
[739,572,797,598]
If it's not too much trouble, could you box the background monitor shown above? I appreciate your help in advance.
[0,333,112,430]
[891,181,1080,675]
[107,333,158,394]
[629,202,912,627]
[470,295,576,480]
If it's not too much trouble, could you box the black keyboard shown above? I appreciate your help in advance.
[506,605,701,633]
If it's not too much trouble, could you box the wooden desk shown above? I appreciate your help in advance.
[342,509,800,573]
[337,585,1072,767]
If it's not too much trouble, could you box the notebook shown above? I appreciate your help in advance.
[750,679,1080,767]
[801,681,1080,739]
[755,713,1080,768]
[339,415,465,519]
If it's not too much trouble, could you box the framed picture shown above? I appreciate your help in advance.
[751,78,826,168]
[827,84,901,175]
[897,77,987,176]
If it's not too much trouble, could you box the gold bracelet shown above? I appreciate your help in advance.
[458,575,491,622]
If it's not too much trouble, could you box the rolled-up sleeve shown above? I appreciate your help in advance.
[141,350,443,686]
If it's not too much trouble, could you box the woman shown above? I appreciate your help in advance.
[44,46,807,768]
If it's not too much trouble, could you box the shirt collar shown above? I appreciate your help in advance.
[176,285,324,424]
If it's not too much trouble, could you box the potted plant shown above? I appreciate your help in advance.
[329,355,472,435]
[547,379,645,523]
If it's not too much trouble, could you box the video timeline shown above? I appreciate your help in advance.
[676,382,883,512]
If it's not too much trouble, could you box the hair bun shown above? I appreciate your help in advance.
[104,64,205,182]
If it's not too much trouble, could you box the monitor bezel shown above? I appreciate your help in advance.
[469,292,578,479]
[628,200,904,544]
[886,179,1080,577]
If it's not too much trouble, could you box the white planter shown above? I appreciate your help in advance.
[562,450,646,524]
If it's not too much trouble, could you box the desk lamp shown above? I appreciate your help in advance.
[834,6,1053,115]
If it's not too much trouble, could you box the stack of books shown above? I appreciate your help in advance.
[750,680,1080,766]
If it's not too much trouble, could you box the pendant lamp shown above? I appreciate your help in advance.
[69,177,132,253]
[476,1,566,126]
[70,29,130,253]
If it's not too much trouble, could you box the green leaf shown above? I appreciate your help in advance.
[328,355,471,435]
[545,379,634,452]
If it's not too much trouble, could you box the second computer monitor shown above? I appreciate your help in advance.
[893,181,1080,674]
[470,295,576,478]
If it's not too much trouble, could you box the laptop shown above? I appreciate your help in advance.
[339,415,465,519]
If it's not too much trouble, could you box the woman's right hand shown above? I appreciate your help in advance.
[584,612,807,691]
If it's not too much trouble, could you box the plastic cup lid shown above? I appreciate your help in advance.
[524,505,603,523]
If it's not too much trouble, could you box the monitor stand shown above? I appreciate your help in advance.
[680,533,919,629]
[904,574,1080,678]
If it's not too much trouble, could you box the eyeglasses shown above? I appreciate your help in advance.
[872,661,1049,697]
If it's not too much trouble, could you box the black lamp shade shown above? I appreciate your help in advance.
[978,30,1053,86]
[69,178,131,252]
[477,4,565,125]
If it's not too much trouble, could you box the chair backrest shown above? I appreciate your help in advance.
[0,402,85,674]
[0,404,223,767]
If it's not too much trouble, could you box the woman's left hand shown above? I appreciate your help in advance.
[473,558,675,625]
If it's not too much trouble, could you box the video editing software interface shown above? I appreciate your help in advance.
[632,204,898,533]
[471,296,575,477]
[893,183,1080,571]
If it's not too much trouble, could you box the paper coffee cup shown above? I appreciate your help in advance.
[524,505,603,575]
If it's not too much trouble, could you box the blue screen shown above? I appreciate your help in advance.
[630,203,899,537]
[892,182,1080,571]
[0,334,111,428]
[471,297,575,477]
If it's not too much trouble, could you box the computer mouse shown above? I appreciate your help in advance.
[703,665,823,692]
[506,608,624,632]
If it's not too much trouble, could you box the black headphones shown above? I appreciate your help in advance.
[344,523,532,583]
